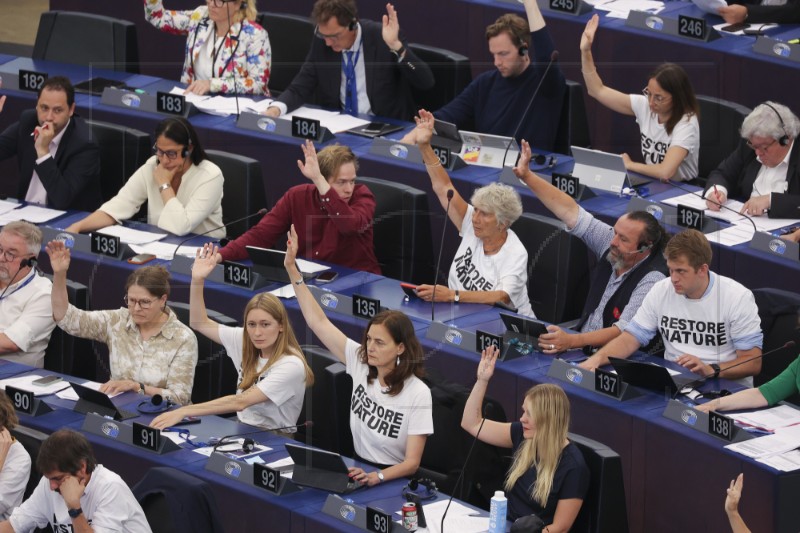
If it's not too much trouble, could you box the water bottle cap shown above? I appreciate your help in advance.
[494,490,504,497]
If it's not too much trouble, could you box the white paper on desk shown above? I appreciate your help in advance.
[0,375,70,396]
[595,0,665,17]
[130,242,200,261]
[296,258,329,274]
[282,106,370,133]
[270,284,296,299]
[169,86,209,105]
[97,226,167,245]
[55,381,123,401]
[0,200,20,215]
[661,193,746,224]
[194,95,260,117]
[728,405,800,431]
[692,0,726,14]
[706,225,755,247]
[0,205,65,224]
[243,99,275,114]
[412,500,487,533]
[758,449,800,472]
[752,216,800,232]
[725,424,800,458]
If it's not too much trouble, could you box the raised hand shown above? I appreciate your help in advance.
[412,109,435,146]
[284,224,299,270]
[477,345,499,382]
[381,3,402,51]
[45,239,72,274]
[192,243,219,281]
[513,140,534,180]
[580,14,600,52]
[297,139,325,184]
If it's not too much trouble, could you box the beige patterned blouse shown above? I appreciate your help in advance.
[57,305,198,404]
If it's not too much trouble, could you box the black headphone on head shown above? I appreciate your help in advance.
[402,478,438,501]
[170,118,194,158]
[763,102,790,146]
[137,394,175,414]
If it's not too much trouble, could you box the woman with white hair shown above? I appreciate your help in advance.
[705,101,800,218]
[144,0,271,95]
[412,109,534,317]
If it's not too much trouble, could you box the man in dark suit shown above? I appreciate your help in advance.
[0,76,101,211]
[705,101,800,219]
[264,1,433,121]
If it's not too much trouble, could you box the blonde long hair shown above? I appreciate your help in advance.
[504,384,570,507]
[239,293,314,390]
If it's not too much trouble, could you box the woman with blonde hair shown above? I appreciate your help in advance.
[144,0,271,95]
[151,243,313,432]
[462,346,589,531]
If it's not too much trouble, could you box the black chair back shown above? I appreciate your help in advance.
[555,80,592,154]
[569,432,629,533]
[696,95,751,180]
[45,278,96,380]
[10,425,48,500]
[256,12,316,95]
[357,176,434,283]
[510,213,591,323]
[86,119,151,203]
[33,11,139,73]
[408,43,472,112]
[205,150,267,240]
[297,345,347,452]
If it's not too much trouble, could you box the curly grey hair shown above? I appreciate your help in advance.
[741,101,800,141]
[470,182,523,228]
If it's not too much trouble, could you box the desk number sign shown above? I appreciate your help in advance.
[253,463,281,494]
[552,173,580,199]
[676,204,704,231]
[594,368,621,398]
[431,145,451,167]
[678,15,707,41]
[132,422,162,452]
[550,0,579,14]
[90,233,121,258]
[476,330,502,354]
[709,411,735,441]
[223,262,252,289]
[366,507,392,533]
[156,91,186,116]
[6,386,35,415]
[19,70,47,92]
[353,294,380,319]
[292,116,321,140]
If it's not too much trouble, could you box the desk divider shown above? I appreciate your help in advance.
[170,255,226,283]
[425,322,478,355]
[40,227,93,255]
[626,11,720,43]
[81,412,181,454]
[547,359,642,401]
[753,36,800,64]
[662,399,753,443]
[308,286,355,318]
[625,197,721,233]
[205,451,300,496]
[101,87,198,118]
[236,111,335,143]
[749,232,800,263]
[322,494,405,532]
[369,138,467,171]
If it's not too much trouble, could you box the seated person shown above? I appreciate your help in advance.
[432,0,565,151]
[144,0,271,95]
[216,140,380,273]
[0,76,101,211]
[719,0,800,25]
[581,15,700,181]
[0,221,55,368]
[47,241,198,405]
[462,346,589,529]
[0,429,150,533]
[0,391,31,521]
[286,225,433,484]
[66,117,224,238]
[581,230,763,386]
[412,110,533,316]
[705,101,800,218]
[151,243,313,432]
[514,140,667,353]
[263,0,433,120]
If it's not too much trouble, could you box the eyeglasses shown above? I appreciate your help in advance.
[746,138,777,152]
[314,25,348,42]
[152,144,180,161]
[642,87,670,104]
[207,0,239,7]
[0,245,22,263]
[123,295,157,309]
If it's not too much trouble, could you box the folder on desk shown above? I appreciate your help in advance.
[284,443,364,494]
[609,357,695,395]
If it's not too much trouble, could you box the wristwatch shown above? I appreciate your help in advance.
[158,182,171,192]
[710,363,721,378]
[138,382,146,395]
[454,290,460,303]
[376,471,385,483]
[68,507,83,519]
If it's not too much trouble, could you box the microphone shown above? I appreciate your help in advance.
[672,341,795,399]
[432,189,454,322]
[441,410,487,533]
[661,180,758,234]
[501,50,559,170]
[225,5,241,117]
[212,421,313,452]
[0,257,36,300]
[171,207,267,260]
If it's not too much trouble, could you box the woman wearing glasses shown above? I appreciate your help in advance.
[144,0,270,95]
[45,241,198,405]
[66,117,224,237]
[150,244,314,433]
[580,15,700,182]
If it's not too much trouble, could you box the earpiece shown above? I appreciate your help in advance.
[763,102,790,146]
[518,44,528,56]
[402,478,438,501]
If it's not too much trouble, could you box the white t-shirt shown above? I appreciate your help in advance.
[345,338,433,465]
[0,441,31,520]
[219,325,307,431]
[630,94,699,182]
[448,205,534,317]
[9,465,151,533]
[625,272,763,386]
[0,270,55,368]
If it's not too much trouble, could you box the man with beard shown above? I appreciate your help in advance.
[0,221,54,368]
[513,140,667,354]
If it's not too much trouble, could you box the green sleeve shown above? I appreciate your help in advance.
[759,355,800,406]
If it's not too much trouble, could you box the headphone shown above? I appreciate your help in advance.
[170,118,194,158]
[402,478,438,501]
[212,435,255,454]
[532,154,557,169]
[137,394,175,414]
[518,42,529,57]
[763,102,790,146]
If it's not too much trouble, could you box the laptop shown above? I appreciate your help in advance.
[70,382,138,421]
[245,246,314,284]
[608,357,695,396]
[570,146,650,193]
[284,443,363,494]
[432,120,518,168]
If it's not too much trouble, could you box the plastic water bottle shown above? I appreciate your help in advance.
[488,490,507,533]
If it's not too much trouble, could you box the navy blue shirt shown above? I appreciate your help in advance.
[507,421,590,523]
[434,28,566,152]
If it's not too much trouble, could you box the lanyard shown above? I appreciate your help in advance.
[0,271,35,302]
